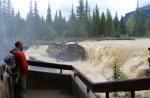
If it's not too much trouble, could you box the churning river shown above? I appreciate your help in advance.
[25,39,150,97]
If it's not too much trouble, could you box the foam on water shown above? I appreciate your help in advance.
[25,39,150,97]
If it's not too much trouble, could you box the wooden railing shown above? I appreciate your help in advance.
[27,60,150,98]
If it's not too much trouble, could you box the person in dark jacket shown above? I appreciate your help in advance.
[10,41,28,98]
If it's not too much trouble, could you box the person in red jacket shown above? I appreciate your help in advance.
[10,41,28,98]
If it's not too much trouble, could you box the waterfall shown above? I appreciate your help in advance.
[25,39,150,81]
[25,39,150,97]
[79,39,150,79]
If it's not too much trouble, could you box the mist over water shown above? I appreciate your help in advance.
[0,19,14,65]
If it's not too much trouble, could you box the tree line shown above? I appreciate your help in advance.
[0,0,149,43]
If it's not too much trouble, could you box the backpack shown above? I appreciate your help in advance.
[4,52,20,76]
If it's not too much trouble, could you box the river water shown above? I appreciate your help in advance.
[25,39,150,97]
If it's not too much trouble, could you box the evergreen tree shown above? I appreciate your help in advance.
[114,12,119,32]
[91,10,96,37]
[106,8,114,37]
[84,0,90,37]
[134,0,140,36]
[58,10,63,36]
[26,0,34,39]
[53,10,67,37]
[68,4,77,37]
[45,3,53,40]
[120,16,126,35]
[29,0,33,17]
[76,0,85,37]
[140,10,145,36]
[14,10,23,38]
[33,1,41,38]
[100,12,106,36]
[7,0,12,16]
[46,3,52,24]
[92,4,100,37]
[112,64,128,97]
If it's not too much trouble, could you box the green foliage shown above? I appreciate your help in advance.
[104,64,141,98]
[114,12,119,32]
[106,8,114,37]
[112,64,127,80]
[0,0,149,43]
[134,0,140,36]
[113,31,121,38]
[120,16,126,35]
[100,12,106,36]
[126,15,135,36]
[91,5,100,37]
[140,10,146,36]
[76,0,85,38]
[112,64,129,97]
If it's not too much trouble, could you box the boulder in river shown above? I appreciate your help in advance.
[47,42,86,61]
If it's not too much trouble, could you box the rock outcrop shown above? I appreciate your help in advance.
[47,42,86,61]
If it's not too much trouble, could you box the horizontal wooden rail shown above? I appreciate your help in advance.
[93,76,150,92]
[27,60,73,70]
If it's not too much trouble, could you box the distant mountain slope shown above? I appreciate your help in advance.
[124,5,150,21]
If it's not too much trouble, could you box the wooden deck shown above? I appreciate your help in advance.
[26,90,74,98]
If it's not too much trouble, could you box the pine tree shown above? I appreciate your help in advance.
[53,10,67,37]
[120,16,126,35]
[100,12,106,36]
[33,1,41,38]
[140,10,145,36]
[134,0,140,36]
[46,3,52,24]
[68,4,77,37]
[26,0,34,39]
[94,4,100,37]
[29,0,33,16]
[58,10,63,36]
[41,16,47,39]
[76,0,85,37]
[15,10,22,37]
[106,8,114,37]
[114,12,119,32]
[84,0,90,37]
[112,64,128,97]
[45,3,53,40]
[91,10,96,37]
[34,2,39,18]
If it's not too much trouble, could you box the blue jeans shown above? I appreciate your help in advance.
[13,76,26,98]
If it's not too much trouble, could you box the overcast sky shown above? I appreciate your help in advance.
[11,0,150,20]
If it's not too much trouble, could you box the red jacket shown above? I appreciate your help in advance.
[10,50,28,77]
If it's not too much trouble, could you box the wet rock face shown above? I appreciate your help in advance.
[47,43,86,61]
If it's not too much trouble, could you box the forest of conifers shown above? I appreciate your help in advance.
[0,0,149,43]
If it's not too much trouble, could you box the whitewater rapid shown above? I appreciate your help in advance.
[25,39,150,81]
[25,39,150,97]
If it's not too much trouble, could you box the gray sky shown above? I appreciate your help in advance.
[11,0,150,20]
